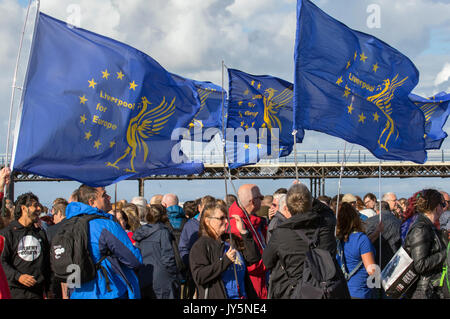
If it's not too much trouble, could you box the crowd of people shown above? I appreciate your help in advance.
[0,166,449,300]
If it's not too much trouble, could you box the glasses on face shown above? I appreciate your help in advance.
[208,215,228,222]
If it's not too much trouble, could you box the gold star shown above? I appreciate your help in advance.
[347,104,354,114]
[102,69,110,79]
[244,88,249,95]
[250,80,255,86]
[109,140,116,148]
[372,63,379,73]
[336,77,343,86]
[354,51,357,61]
[358,113,366,123]
[257,144,262,149]
[129,81,138,91]
[84,130,92,140]
[343,90,351,98]
[373,112,379,122]
[244,144,249,149]
[79,95,88,104]
[240,121,244,127]
[79,114,87,124]
[88,78,97,89]
[238,101,243,106]
[117,70,125,80]
[346,60,351,69]
[360,52,368,62]
[257,83,261,89]
[245,124,249,130]
[94,139,102,150]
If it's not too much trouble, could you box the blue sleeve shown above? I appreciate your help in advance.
[178,224,190,267]
[98,221,143,269]
[358,233,375,256]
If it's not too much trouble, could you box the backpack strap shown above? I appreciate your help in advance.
[292,228,320,248]
[81,214,113,292]
[336,239,363,281]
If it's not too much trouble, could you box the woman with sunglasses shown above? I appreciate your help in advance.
[404,189,448,299]
[189,201,261,299]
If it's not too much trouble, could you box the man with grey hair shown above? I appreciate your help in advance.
[263,182,341,299]
[267,194,291,243]
[382,192,401,217]
[130,196,148,225]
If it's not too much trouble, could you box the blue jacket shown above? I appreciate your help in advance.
[133,222,181,299]
[66,202,143,299]
[178,215,200,267]
[166,205,186,230]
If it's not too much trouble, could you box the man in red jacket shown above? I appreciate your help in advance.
[228,184,268,299]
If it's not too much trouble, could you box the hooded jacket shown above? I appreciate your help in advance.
[166,205,186,230]
[262,199,337,299]
[133,222,181,299]
[65,202,143,299]
[0,219,51,298]
[228,201,268,299]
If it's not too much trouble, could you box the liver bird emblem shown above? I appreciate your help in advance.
[261,86,293,137]
[367,74,407,152]
[106,95,176,172]
[184,88,211,138]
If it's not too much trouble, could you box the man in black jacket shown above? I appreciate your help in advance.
[0,192,51,299]
[262,183,337,299]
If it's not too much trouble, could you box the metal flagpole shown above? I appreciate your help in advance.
[292,130,299,182]
[218,64,265,250]
[220,61,242,297]
[378,160,382,293]
[2,0,37,217]
[334,142,347,236]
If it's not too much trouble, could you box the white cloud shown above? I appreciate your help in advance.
[434,62,450,86]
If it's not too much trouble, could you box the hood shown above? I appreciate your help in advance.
[132,222,166,242]
[166,205,185,218]
[278,211,321,229]
[65,202,113,220]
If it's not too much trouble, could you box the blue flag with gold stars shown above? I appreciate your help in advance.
[409,92,450,150]
[293,0,427,163]
[12,12,204,187]
[171,73,226,142]
[226,68,304,169]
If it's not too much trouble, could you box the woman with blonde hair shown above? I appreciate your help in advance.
[189,201,260,299]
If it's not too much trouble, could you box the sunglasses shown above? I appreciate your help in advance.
[208,216,228,222]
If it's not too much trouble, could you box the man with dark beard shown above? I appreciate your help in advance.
[0,192,51,299]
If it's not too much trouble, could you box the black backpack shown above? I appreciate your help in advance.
[282,228,351,299]
[50,214,110,285]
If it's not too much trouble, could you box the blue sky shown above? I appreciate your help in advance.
[3,0,450,207]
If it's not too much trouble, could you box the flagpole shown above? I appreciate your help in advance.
[334,142,347,236]
[378,160,382,294]
[2,0,37,217]
[221,61,229,204]
[220,61,243,298]
[219,63,265,251]
[292,130,299,182]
